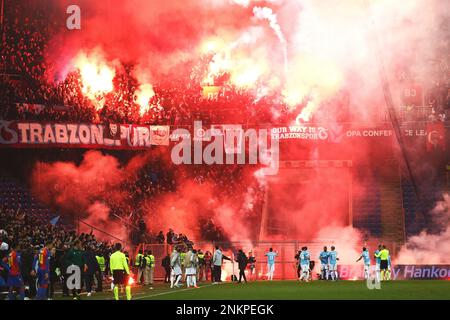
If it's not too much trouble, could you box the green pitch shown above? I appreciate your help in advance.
[57,280,450,300]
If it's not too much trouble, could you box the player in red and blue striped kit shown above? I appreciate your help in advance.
[33,240,53,300]
[7,242,25,300]
[0,256,10,288]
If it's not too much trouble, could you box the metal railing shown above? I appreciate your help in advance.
[134,240,402,281]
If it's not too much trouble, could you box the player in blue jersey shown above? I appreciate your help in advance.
[318,246,329,280]
[328,246,339,281]
[265,248,278,281]
[356,247,371,279]
[33,240,53,300]
[299,247,310,282]
[373,244,382,282]
[0,256,10,289]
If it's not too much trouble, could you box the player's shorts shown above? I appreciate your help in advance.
[172,265,182,276]
[320,264,328,271]
[37,270,48,286]
[185,267,196,275]
[380,260,388,270]
[375,263,380,271]
[7,275,24,288]
[301,264,309,273]
[328,264,337,271]
[112,270,129,285]
[364,264,370,273]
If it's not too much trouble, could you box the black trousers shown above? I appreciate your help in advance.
[95,272,103,292]
[62,272,69,295]
[72,270,84,298]
[47,274,56,298]
[206,266,212,281]
[164,268,171,283]
[213,265,221,282]
[238,269,247,283]
[85,273,94,293]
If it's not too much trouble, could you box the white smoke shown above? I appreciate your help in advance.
[252,6,288,75]
[397,193,450,264]
[312,225,363,265]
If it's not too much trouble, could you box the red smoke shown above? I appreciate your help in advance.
[24,0,448,262]
[46,0,447,119]
[47,0,253,80]
[263,167,352,240]
[30,150,149,241]
[397,194,450,264]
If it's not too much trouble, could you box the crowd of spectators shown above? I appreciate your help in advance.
[111,155,265,246]
[0,197,230,300]
[0,201,208,299]
[0,0,289,125]
[0,1,448,296]
[2,1,448,127]
[0,202,117,299]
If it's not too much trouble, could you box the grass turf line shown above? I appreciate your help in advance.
[56,280,450,300]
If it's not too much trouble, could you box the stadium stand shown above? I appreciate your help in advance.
[0,174,55,223]
[377,160,405,244]
[401,176,448,237]
[0,0,448,301]
[353,184,382,238]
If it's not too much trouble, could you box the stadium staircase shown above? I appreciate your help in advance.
[401,179,425,237]
[377,160,405,244]
[352,173,382,238]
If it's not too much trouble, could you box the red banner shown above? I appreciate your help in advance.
[1,121,447,150]
[0,121,170,149]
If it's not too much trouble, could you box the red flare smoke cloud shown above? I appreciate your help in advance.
[25,0,449,263]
